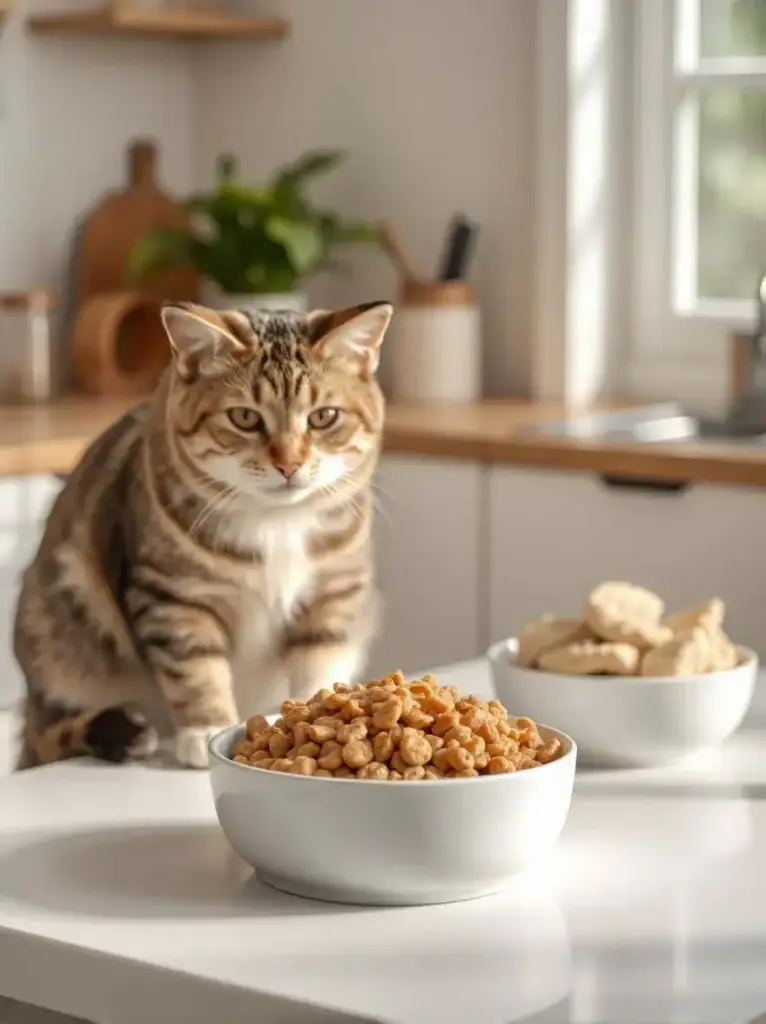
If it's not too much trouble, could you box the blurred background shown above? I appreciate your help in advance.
[0,0,764,709]
[0,0,534,395]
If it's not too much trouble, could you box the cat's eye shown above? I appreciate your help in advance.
[227,407,264,432]
[308,407,341,430]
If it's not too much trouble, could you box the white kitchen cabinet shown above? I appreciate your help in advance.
[0,476,63,709]
[366,454,484,677]
[488,466,766,658]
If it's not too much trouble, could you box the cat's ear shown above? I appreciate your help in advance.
[161,303,245,381]
[308,301,393,376]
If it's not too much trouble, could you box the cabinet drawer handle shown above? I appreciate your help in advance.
[597,474,691,494]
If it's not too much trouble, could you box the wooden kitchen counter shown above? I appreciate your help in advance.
[2,396,766,487]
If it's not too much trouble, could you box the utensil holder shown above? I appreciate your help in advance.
[388,280,481,402]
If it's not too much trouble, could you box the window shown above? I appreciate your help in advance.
[634,0,766,380]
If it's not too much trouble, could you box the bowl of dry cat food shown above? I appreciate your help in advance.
[488,582,758,767]
[208,671,576,906]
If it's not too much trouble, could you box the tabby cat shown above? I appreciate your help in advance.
[14,299,392,769]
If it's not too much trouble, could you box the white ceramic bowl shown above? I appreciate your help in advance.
[208,721,577,906]
[488,637,758,767]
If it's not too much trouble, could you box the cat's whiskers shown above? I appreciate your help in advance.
[188,485,238,539]
[316,474,387,534]
[371,478,394,502]
[316,471,359,505]
[369,492,393,536]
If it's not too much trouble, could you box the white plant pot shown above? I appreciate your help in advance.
[202,284,307,316]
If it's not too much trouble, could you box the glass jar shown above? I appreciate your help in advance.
[0,291,57,403]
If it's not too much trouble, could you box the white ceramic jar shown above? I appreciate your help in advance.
[388,280,482,402]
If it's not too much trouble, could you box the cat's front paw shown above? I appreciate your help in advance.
[85,706,159,764]
[175,725,226,769]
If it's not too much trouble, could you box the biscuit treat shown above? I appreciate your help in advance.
[662,598,725,636]
[640,627,709,676]
[538,640,640,676]
[584,581,672,649]
[516,583,743,677]
[684,625,738,673]
[517,616,593,668]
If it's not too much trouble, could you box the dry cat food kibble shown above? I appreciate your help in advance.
[230,672,564,779]
[517,584,741,677]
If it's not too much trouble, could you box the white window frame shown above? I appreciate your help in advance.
[631,0,766,408]
[533,0,618,406]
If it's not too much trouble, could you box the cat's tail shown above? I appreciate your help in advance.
[16,700,158,770]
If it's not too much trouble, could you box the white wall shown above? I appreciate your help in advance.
[0,0,536,397]
[0,1,194,290]
[195,0,537,396]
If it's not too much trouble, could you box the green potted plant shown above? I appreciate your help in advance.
[129,149,381,314]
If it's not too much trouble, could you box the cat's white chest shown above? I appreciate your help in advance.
[232,520,315,711]
[253,521,315,619]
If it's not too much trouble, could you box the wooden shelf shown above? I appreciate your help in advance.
[0,291,57,312]
[28,6,289,41]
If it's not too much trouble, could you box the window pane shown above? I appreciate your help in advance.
[700,0,766,58]
[697,87,766,301]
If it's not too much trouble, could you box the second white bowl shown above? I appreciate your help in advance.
[488,638,758,767]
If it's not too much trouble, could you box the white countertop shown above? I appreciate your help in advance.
[3,660,766,1024]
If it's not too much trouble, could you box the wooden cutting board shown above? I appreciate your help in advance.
[72,137,200,312]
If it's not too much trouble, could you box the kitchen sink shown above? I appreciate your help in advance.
[522,403,766,447]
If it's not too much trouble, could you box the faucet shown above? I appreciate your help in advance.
[755,273,766,363]
[725,271,766,433]
[745,271,766,390]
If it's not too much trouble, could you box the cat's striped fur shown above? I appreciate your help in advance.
[14,299,392,769]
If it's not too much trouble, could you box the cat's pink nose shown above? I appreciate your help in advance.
[274,460,301,479]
